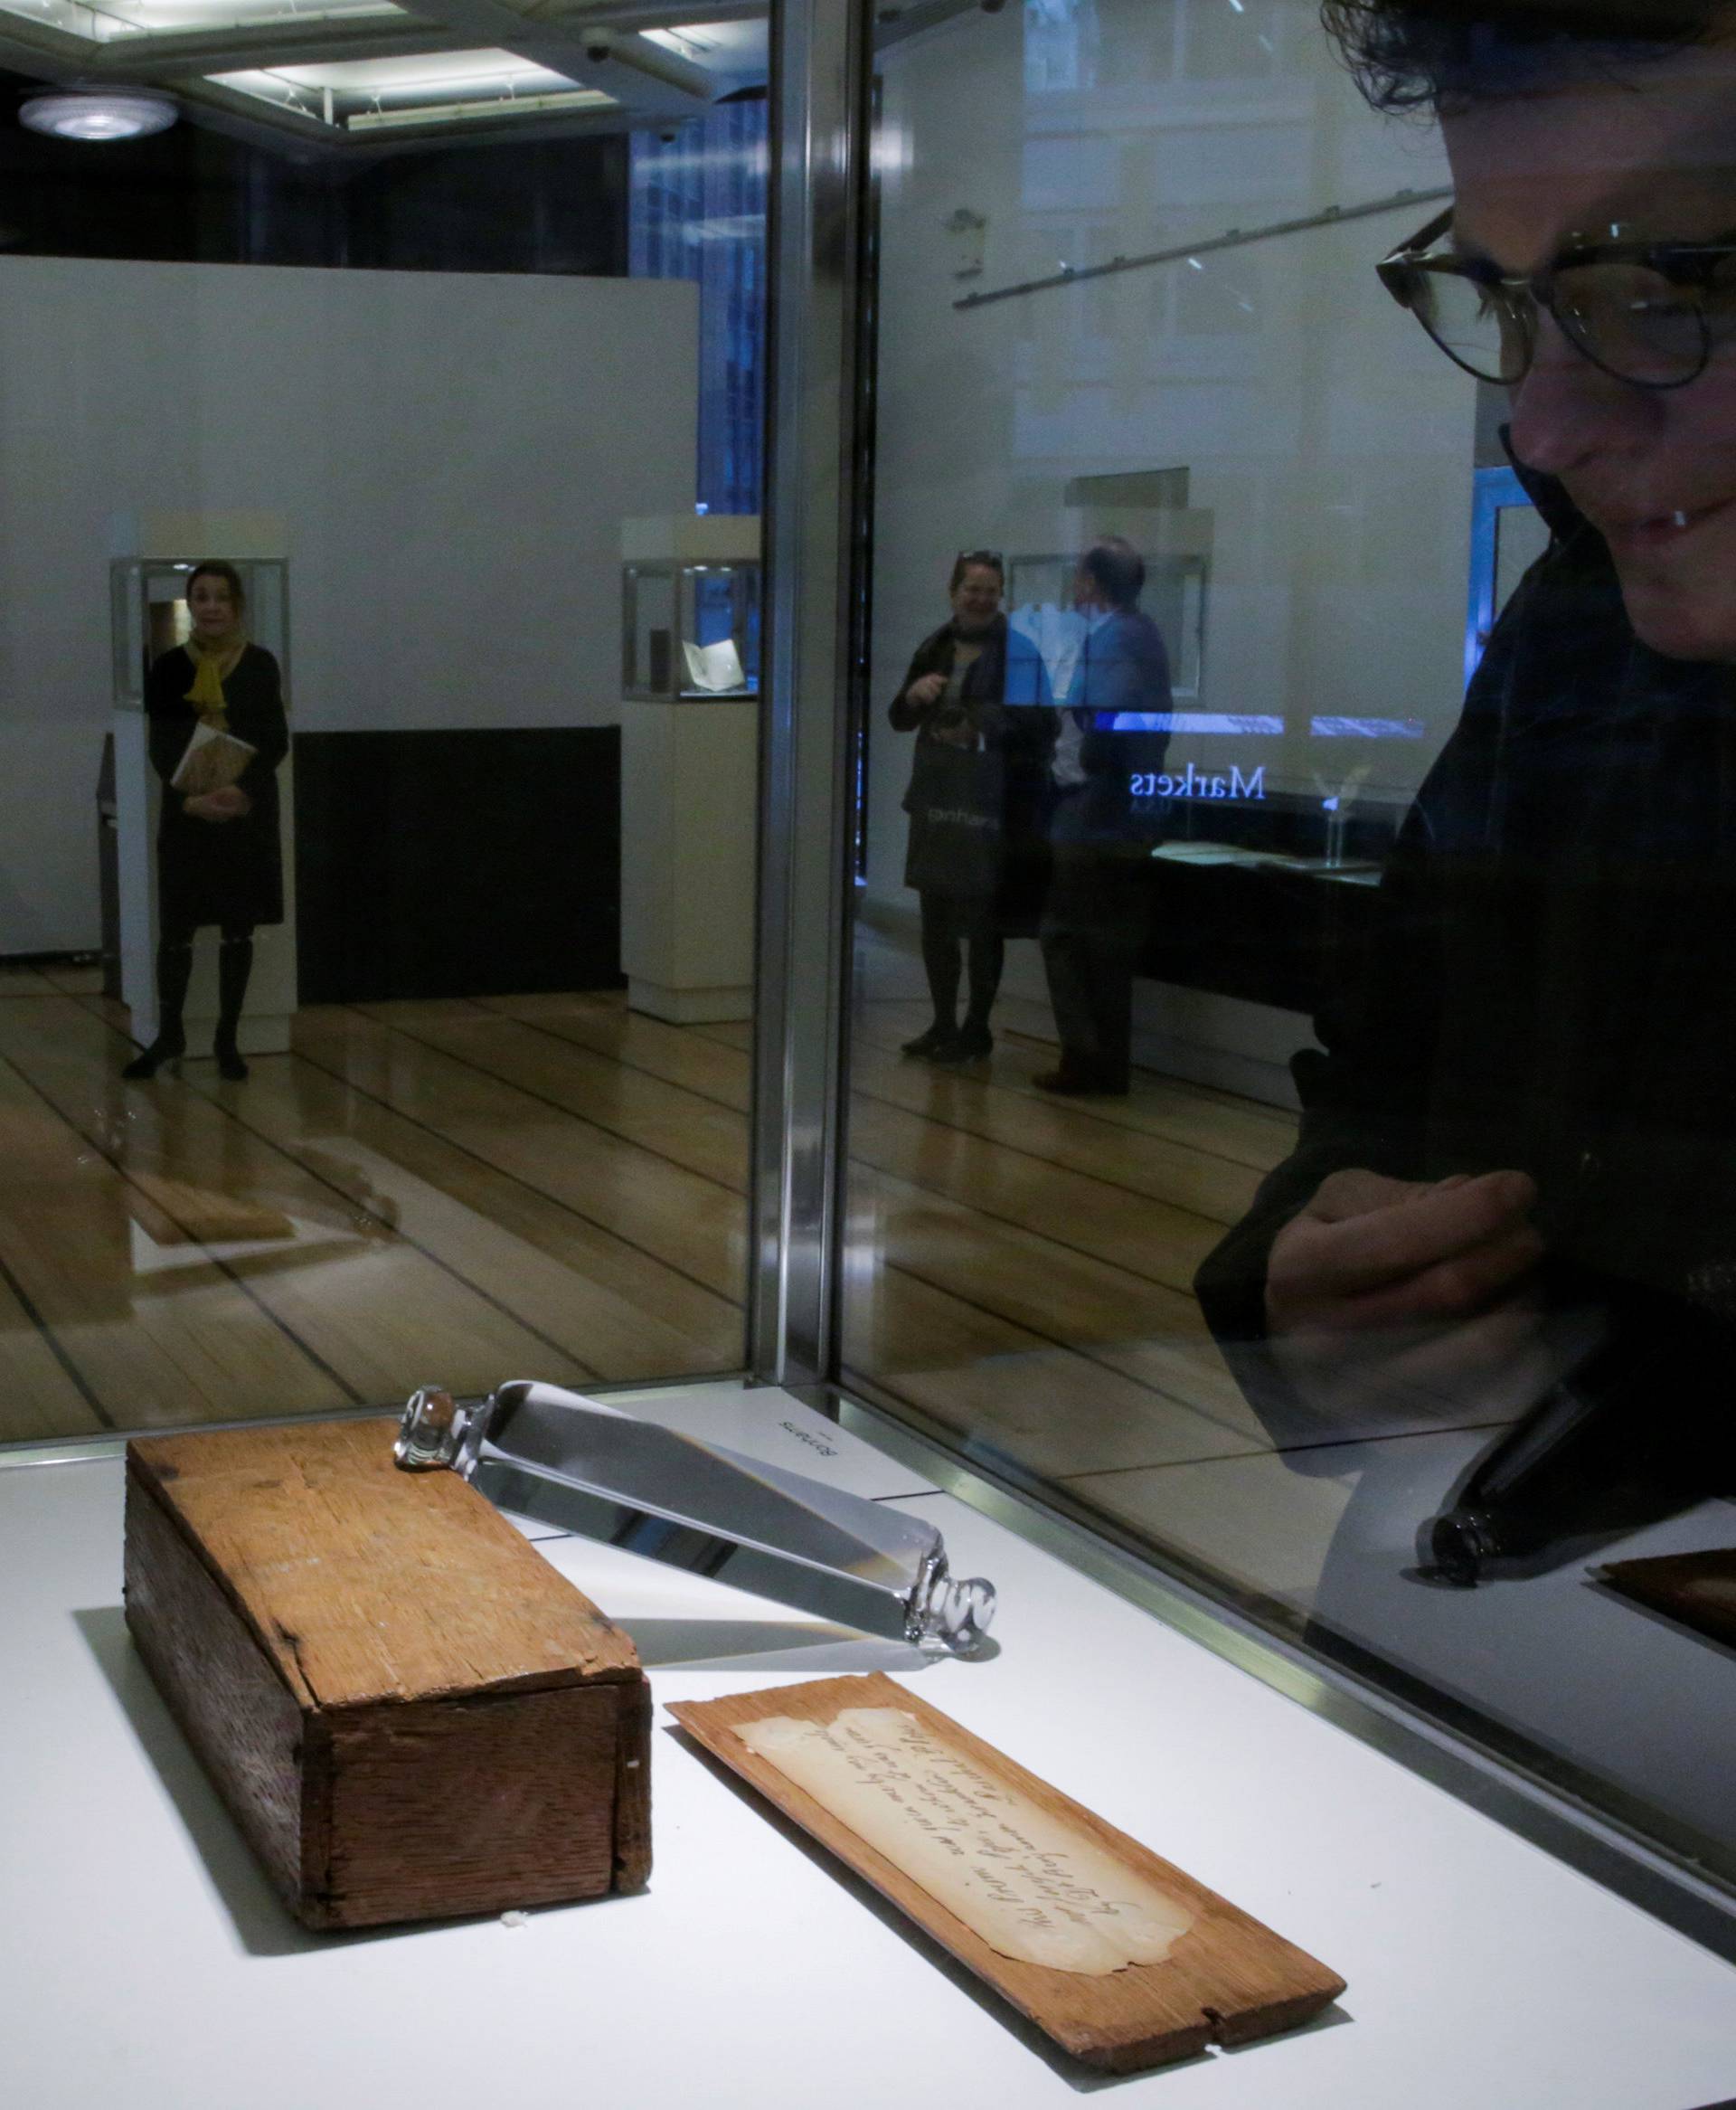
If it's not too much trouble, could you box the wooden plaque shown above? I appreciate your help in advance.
[669,1672,1344,2073]
[125,1417,652,1930]
[1600,1547,1736,1649]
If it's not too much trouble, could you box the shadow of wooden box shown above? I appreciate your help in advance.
[123,1416,651,1930]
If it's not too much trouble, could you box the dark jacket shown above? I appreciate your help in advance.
[146,642,288,931]
[1194,465,1736,1471]
[892,616,1056,928]
[1052,606,1174,849]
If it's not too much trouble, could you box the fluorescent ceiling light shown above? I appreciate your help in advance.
[0,0,402,41]
[345,88,612,130]
[19,88,178,139]
[212,50,615,128]
[269,50,580,96]
[642,21,768,71]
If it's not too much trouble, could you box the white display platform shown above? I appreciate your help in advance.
[5,1384,1736,2110]
[619,696,758,1023]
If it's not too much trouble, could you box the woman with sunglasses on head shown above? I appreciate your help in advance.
[123,561,288,1084]
[890,551,1055,1064]
[1197,0,1736,1543]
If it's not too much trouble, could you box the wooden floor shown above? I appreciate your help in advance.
[0,948,1381,1604]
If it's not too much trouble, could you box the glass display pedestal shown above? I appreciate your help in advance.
[619,515,760,1024]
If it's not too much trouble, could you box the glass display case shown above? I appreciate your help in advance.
[621,516,760,701]
[110,556,290,707]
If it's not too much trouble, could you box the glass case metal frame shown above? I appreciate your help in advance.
[14,0,1719,1963]
[754,0,1736,1942]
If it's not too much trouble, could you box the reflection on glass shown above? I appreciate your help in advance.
[122,561,288,1085]
[0,104,763,1449]
[844,0,1736,1891]
[888,549,1052,1067]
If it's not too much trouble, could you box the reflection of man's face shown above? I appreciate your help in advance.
[950,564,1002,634]
[188,575,239,638]
[1445,34,1736,663]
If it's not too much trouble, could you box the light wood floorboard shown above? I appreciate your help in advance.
[475,996,1271,1468]
[372,995,1256,1465]
[292,1005,747,1300]
[484,989,1275,1439]
[855,997,1297,1171]
[230,1035,742,1380]
[2,977,1305,1496]
[0,1263,107,1439]
[0,1016,350,1427]
[0,965,59,999]
[0,1000,605,1420]
[481,991,752,1114]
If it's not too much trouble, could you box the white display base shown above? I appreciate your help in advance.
[627,976,754,1025]
[620,695,757,1027]
[4,1382,1736,2110]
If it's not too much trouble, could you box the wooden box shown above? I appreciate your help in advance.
[124,1417,651,1930]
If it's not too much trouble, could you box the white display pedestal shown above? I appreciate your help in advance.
[5,1382,1736,2110]
[620,695,758,1023]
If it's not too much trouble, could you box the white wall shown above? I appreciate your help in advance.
[868,0,1477,918]
[0,258,697,953]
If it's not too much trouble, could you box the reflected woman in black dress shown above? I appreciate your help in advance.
[124,561,288,1083]
[889,552,1054,1064]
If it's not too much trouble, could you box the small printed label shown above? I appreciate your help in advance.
[780,1419,838,1459]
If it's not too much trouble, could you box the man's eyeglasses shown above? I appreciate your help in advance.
[1377,206,1736,391]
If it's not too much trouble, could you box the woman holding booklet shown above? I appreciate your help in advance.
[123,560,288,1083]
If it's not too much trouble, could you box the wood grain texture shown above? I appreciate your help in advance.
[321,1682,632,1925]
[125,1170,296,1245]
[128,1417,639,1708]
[668,1673,1344,2074]
[124,1418,652,1928]
[124,1460,309,1903]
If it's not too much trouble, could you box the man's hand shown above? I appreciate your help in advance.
[1262,1169,1568,1433]
[905,672,947,710]
[1267,1168,1543,1336]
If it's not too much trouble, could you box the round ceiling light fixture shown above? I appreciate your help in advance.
[19,88,178,143]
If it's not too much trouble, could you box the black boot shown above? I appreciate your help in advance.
[214,933,254,1081]
[123,939,191,1080]
[930,1020,993,1064]
[901,1020,956,1058]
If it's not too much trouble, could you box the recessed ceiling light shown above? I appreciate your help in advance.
[20,90,178,143]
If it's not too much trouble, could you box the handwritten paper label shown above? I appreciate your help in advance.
[737,1706,1194,1976]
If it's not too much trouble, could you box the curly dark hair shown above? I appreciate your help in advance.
[1321,0,1722,111]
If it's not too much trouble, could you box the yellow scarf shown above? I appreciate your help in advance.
[184,633,244,731]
